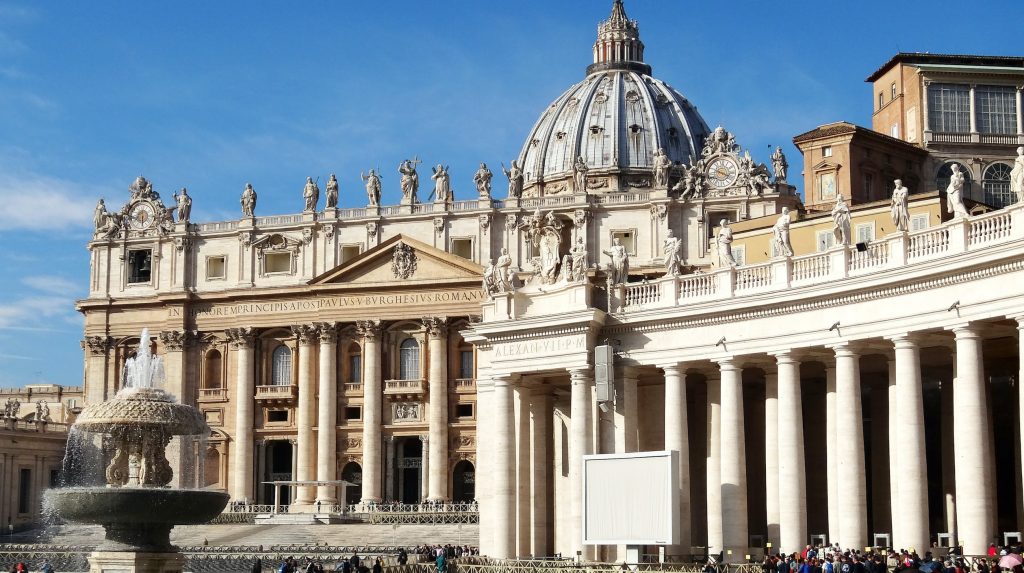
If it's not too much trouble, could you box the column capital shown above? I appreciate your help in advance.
[83,335,112,356]
[226,327,256,349]
[947,322,983,339]
[828,341,861,358]
[770,349,801,365]
[422,316,448,338]
[569,367,593,384]
[885,332,922,348]
[158,330,192,352]
[355,320,383,340]
[315,322,338,344]
[291,324,319,345]
[658,362,689,376]
[716,356,741,371]
[1010,314,1024,329]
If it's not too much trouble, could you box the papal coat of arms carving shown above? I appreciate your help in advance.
[391,241,417,279]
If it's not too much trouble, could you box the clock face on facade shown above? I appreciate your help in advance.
[707,158,739,189]
[128,203,156,230]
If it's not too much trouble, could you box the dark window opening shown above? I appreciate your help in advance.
[344,406,361,421]
[267,410,288,423]
[18,468,31,514]
[127,249,152,284]
[456,403,474,418]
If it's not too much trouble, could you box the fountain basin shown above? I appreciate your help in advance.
[45,487,229,551]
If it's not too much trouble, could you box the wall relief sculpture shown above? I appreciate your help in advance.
[391,241,418,279]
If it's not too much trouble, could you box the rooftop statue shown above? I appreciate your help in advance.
[93,199,108,232]
[771,146,788,183]
[570,237,588,282]
[772,207,794,257]
[946,163,969,219]
[832,195,852,246]
[502,160,524,199]
[326,173,339,209]
[303,176,320,212]
[174,188,191,223]
[241,183,257,217]
[399,158,421,203]
[891,179,910,232]
[1011,146,1024,204]
[430,164,452,204]
[653,148,672,189]
[361,169,382,206]
[717,219,736,267]
[602,237,630,284]
[474,163,493,199]
[663,228,682,276]
[573,156,589,194]
[129,176,157,200]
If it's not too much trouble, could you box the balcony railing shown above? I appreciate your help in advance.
[383,379,427,395]
[611,205,1023,313]
[453,378,476,393]
[343,382,363,395]
[925,130,1024,145]
[255,384,298,401]
[1,419,68,433]
[198,387,227,402]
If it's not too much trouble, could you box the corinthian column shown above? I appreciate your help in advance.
[357,320,383,503]
[424,317,449,501]
[83,336,112,405]
[160,330,191,488]
[662,363,691,555]
[492,374,516,559]
[832,343,867,550]
[569,367,594,560]
[292,324,318,507]
[315,323,338,506]
[773,351,806,555]
[951,324,993,555]
[718,358,748,562]
[888,334,928,553]
[227,327,256,502]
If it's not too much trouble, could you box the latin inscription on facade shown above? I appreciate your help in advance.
[169,290,486,319]
[492,334,587,358]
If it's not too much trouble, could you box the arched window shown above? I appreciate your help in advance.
[348,342,362,384]
[271,346,292,386]
[341,462,362,505]
[399,338,420,380]
[204,350,222,389]
[982,162,1014,209]
[452,460,476,502]
[936,162,973,201]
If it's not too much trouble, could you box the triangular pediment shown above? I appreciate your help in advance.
[811,159,841,172]
[309,234,484,287]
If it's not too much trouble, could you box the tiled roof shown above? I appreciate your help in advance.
[866,52,1024,82]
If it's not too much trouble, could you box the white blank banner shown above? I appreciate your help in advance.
[583,450,679,545]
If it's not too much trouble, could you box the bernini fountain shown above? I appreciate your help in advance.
[45,329,229,573]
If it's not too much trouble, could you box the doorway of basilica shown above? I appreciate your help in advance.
[391,437,423,503]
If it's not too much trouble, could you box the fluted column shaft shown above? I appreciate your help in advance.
[530,391,552,557]
[952,325,993,555]
[315,324,338,505]
[425,318,449,501]
[833,344,867,549]
[718,359,748,561]
[663,364,691,555]
[230,329,255,502]
[825,363,839,544]
[359,321,383,503]
[891,336,928,550]
[569,368,594,560]
[492,375,516,559]
[294,325,318,505]
[764,371,780,549]
[775,352,806,554]
[706,373,723,555]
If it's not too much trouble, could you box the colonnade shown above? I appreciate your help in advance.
[226,318,453,508]
[484,321,1014,559]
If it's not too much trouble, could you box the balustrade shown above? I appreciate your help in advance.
[967,210,1012,245]
[791,253,831,282]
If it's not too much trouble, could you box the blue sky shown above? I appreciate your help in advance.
[0,0,1020,388]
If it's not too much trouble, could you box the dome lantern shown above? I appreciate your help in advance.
[588,0,650,76]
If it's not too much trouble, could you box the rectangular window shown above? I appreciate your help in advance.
[456,403,474,418]
[890,124,900,139]
[816,230,835,252]
[891,83,897,100]
[127,249,152,284]
[878,92,884,109]
[856,223,875,244]
[349,354,362,384]
[928,83,970,133]
[732,245,746,266]
[267,410,288,423]
[341,245,362,263]
[344,406,362,421]
[976,85,1017,135]
[610,230,637,256]
[705,212,736,242]
[459,350,474,379]
[18,468,31,514]
[862,173,874,203]
[264,252,291,274]
[206,256,226,280]
[450,238,473,260]
[823,146,833,158]
[911,214,929,231]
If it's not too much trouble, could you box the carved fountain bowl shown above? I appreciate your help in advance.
[45,487,230,526]
[74,387,207,436]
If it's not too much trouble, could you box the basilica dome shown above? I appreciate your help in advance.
[516,1,711,196]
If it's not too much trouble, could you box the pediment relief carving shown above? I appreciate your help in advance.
[309,234,483,286]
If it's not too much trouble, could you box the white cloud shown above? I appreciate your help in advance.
[21,275,81,296]
[0,169,100,232]
[0,294,82,331]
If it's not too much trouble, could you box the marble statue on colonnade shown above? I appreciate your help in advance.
[771,146,788,183]
[174,188,191,223]
[241,183,257,217]
[832,195,852,245]
[573,156,589,194]
[603,238,630,284]
[399,158,421,204]
[717,219,736,267]
[361,170,382,206]
[946,163,970,219]
[303,177,320,212]
[772,208,794,257]
[483,248,516,297]
[326,174,339,209]
[502,160,524,199]
[569,237,588,282]
[663,229,682,276]
[1011,146,1024,203]
[653,148,672,188]
[430,164,452,204]
[474,163,493,199]
[891,180,910,232]
[93,199,108,232]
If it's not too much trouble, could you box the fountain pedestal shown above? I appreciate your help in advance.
[88,551,185,573]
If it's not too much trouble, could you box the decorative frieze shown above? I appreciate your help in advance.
[393,402,421,422]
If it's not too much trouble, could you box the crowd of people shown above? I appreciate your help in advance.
[720,542,1024,573]
[256,545,478,573]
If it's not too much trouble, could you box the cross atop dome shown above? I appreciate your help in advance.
[587,0,651,76]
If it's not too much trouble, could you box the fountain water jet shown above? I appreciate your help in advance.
[45,330,229,572]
